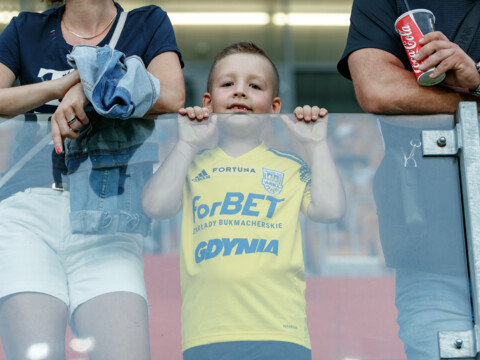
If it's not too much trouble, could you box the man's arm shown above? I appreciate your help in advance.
[348,48,480,114]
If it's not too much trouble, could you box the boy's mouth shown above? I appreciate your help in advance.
[228,103,252,113]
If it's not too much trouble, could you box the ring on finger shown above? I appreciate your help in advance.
[67,117,77,125]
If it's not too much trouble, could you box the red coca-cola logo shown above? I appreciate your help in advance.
[396,15,425,76]
[398,24,422,74]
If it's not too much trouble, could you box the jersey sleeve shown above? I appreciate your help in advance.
[337,0,409,79]
[300,183,311,216]
[299,163,312,216]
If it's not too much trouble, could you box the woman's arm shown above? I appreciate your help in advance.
[146,51,185,114]
[0,63,80,116]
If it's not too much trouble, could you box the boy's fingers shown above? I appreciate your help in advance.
[311,106,320,121]
[194,106,206,121]
[293,106,303,120]
[310,106,328,121]
[293,105,328,124]
[203,107,210,118]
[178,107,196,120]
[302,105,312,122]
[187,108,196,120]
[179,107,211,121]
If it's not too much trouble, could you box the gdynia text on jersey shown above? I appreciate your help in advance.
[195,238,279,263]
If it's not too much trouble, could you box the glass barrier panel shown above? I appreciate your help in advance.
[0,113,472,360]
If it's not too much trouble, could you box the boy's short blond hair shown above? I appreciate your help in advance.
[206,42,280,97]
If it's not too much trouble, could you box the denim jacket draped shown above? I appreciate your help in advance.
[64,45,160,236]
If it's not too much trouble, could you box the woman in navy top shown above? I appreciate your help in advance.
[0,1,184,359]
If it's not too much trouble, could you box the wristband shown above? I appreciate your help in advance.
[471,85,480,97]
[469,61,480,97]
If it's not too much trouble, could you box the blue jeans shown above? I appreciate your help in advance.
[395,268,473,360]
[68,161,152,236]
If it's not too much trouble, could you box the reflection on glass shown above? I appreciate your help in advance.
[373,116,472,360]
[26,342,49,360]
[0,113,473,360]
[0,113,152,360]
[142,113,346,360]
[69,337,95,353]
[64,115,156,235]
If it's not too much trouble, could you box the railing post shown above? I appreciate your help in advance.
[422,102,480,359]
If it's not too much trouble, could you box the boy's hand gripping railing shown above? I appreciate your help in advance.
[422,101,480,359]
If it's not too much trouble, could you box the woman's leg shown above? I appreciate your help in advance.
[72,291,150,360]
[0,293,68,360]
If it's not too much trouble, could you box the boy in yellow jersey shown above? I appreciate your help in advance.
[142,42,346,360]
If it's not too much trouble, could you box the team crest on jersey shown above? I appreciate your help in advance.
[261,168,284,195]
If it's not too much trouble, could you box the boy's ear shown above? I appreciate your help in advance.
[202,92,213,111]
[271,97,282,114]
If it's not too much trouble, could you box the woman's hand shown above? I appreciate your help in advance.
[51,82,90,154]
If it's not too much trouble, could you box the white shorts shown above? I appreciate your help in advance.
[0,188,147,318]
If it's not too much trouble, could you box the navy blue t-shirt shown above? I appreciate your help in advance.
[0,2,183,199]
[337,0,480,79]
[0,2,183,112]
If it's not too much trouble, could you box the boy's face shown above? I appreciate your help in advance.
[203,54,281,114]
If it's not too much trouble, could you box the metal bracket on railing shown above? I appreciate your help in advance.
[438,329,477,359]
[422,102,480,360]
[422,127,459,156]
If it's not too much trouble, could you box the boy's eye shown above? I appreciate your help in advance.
[250,83,261,90]
[222,82,233,87]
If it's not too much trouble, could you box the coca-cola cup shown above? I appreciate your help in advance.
[395,9,445,86]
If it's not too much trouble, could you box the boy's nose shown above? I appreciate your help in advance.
[233,88,247,98]
[232,82,247,98]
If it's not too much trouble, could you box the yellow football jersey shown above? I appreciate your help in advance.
[180,142,312,351]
